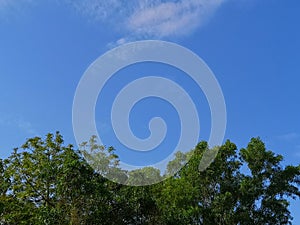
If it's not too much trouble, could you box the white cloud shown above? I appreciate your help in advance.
[69,0,227,39]
[0,0,227,40]
[107,37,131,49]
[116,38,127,45]
[127,0,224,38]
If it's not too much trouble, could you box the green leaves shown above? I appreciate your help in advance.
[0,134,299,224]
[1,132,114,224]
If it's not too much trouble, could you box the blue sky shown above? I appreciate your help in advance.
[0,0,300,221]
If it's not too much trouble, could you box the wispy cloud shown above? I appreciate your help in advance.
[68,0,227,40]
[128,0,224,38]
[0,114,38,136]
[1,0,227,41]
[0,0,228,42]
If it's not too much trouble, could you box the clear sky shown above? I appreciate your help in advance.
[0,0,299,221]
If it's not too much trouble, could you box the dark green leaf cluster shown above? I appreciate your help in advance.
[0,133,299,225]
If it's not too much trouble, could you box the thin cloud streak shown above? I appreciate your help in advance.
[1,0,227,40]
[69,0,227,39]
[127,0,224,38]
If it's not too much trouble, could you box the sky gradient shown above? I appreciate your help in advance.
[0,0,299,221]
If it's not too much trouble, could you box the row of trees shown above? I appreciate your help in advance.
[1,132,300,224]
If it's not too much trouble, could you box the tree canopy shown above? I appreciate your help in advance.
[0,132,299,224]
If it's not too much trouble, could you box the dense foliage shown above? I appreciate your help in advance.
[0,132,299,224]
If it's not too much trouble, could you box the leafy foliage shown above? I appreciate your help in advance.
[0,133,299,224]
